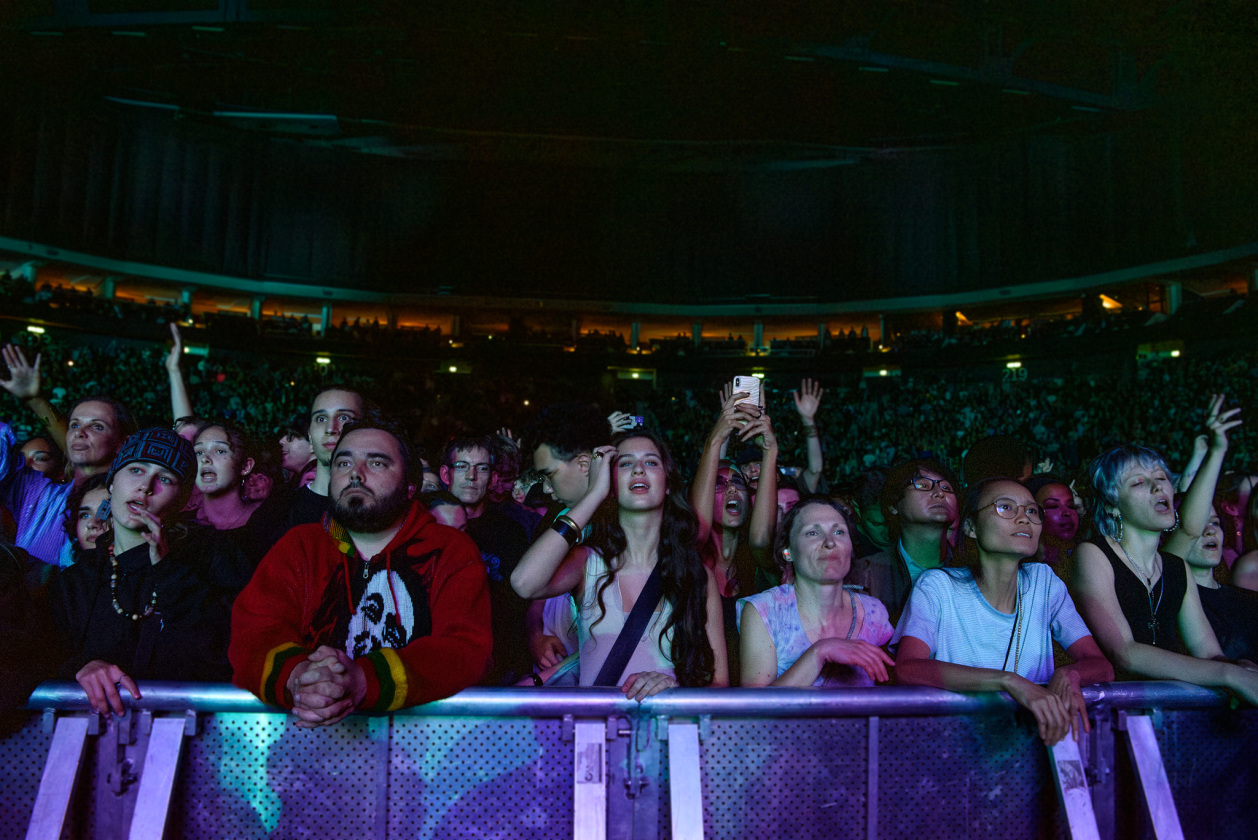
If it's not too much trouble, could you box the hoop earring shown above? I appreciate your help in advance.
[1164,509,1180,533]
[1115,511,1123,542]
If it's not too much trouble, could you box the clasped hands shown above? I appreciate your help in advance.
[286,645,368,728]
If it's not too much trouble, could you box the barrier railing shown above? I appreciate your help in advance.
[4,681,1253,840]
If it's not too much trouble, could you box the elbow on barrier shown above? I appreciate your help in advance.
[7,680,1255,840]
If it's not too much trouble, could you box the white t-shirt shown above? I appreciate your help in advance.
[890,563,1091,684]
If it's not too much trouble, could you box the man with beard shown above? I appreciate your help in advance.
[230,419,491,725]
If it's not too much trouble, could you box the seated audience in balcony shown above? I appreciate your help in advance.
[857,460,959,625]
[51,428,251,716]
[893,478,1113,745]
[512,430,727,697]
[192,420,289,566]
[1071,414,1258,705]
[739,497,895,687]
[231,418,492,725]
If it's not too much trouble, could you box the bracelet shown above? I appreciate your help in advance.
[552,517,581,547]
[556,514,583,536]
[805,427,820,438]
[530,672,544,687]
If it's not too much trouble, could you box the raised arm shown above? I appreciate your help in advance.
[792,378,825,493]
[739,409,779,569]
[511,444,617,600]
[1,344,67,451]
[1167,395,1240,554]
[689,391,749,545]
[165,323,194,422]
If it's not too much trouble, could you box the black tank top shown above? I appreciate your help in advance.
[1089,538,1186,652]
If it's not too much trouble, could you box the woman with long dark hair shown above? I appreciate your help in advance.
[512,429,727,698]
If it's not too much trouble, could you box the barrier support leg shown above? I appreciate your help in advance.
[1119,712,1184,840]
[667,721,704,840]
[1049,735,1101,840]
[26,715,90,840]
[574,720,608,840]
[127,717,187,840]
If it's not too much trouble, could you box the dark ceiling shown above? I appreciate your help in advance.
[2,1,1209,169]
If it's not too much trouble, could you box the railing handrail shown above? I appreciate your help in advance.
[22,680,1232,719]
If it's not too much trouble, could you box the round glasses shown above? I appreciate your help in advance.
[980,498,1042,524]
[908,475,955,494]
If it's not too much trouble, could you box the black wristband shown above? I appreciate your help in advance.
[551,518,580,548]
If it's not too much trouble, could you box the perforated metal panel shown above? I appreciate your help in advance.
[387,717,572,840]
[1151,708,1258,840]
[0,714,54,838]
[687,718,868,840]
[877,714,1066,840]
[171,712,382,839]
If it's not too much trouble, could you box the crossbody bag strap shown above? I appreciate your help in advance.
[591,561,664,687]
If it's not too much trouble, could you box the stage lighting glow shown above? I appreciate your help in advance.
[316,357,331,364]
[1006,361,1022,369]
[26,326,45,334]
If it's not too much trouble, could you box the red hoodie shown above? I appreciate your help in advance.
[230,501,491,712]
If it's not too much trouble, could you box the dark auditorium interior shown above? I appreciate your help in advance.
[2,2,1257,839]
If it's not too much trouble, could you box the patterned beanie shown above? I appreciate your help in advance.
[108,427,195,486]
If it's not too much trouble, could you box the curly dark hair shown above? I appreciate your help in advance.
[583,428,716,687]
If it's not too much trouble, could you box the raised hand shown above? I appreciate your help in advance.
[791,378,824,423]
[1204,394,1242,450]
[0,344,42,401]
[738,409,778,452]
[582,445,619,506]
[134,506,171,565]
[607,412,637,434]
[164,322,184,373]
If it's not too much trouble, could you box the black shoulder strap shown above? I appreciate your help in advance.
[592,561,664,687]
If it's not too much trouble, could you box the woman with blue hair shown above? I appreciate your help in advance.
[1070,398,1258,704]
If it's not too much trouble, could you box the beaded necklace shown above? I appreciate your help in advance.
[108,542,158,621]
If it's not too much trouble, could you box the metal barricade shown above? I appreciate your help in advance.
[3,681,1253,840]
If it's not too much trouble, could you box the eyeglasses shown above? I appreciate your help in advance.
[980,498,1042,524]
[908,476,955,494]
[449,461,491,476]
[715,476,747,491]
